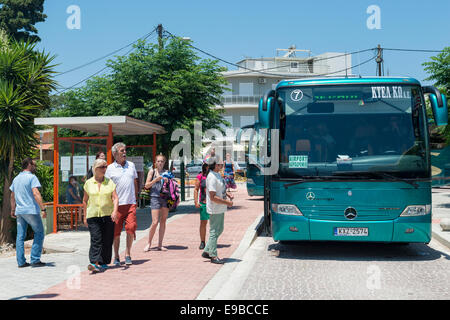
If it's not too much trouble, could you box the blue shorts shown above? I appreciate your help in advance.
[150,196,168,210]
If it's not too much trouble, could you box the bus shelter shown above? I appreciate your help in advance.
[34,116,166,233]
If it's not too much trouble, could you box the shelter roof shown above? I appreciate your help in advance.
[34,116,166,135]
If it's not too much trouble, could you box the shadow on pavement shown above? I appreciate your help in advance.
[217,244,231,249]
[164,245,188,250]
[266,240,450,262]
[10,293,59,300]
[247,197,264,201]
[222,257,242,264]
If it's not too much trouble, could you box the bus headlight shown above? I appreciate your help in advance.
[400,205,431,217]
[272,204,303,216]
[247,178,254,184]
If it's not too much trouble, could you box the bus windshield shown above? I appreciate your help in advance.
[277,84,429,179]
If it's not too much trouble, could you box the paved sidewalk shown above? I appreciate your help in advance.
[1,184,448,300]
[431,186,450,249]
[0,184,263,300]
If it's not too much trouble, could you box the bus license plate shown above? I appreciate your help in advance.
[334,227,368,236]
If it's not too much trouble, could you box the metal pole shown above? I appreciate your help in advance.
[180,160,185,201]
[107,124,113,164]
[153,132,157,167]
[376,44,383,77]
[53,126,59,233]
[39,132,43,161]
[157,24,163,52]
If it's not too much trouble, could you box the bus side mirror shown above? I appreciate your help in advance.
[423,86,448,126]
[236,124,255,144]
[259,90,276,129]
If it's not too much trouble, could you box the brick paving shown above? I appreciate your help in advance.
[32,185,263,300]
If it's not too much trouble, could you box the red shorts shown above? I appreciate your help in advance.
[114,204,137,238]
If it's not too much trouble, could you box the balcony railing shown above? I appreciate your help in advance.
[220,95,262,105]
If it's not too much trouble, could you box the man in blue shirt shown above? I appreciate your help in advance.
[10,158,47,268]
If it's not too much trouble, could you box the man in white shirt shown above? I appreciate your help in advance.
[105,142,139,266]
[203,156,233,264]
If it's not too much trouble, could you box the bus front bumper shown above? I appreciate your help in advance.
[272,214,431,243]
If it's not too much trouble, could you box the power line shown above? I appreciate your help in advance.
[382,47,444,53]
[53,31,158,95]
[165,29,377,78]
[54,66,110,95]
[309,53,377,78]
[164,30,373,77]
[55,28,157,77]
[222,49,376,77]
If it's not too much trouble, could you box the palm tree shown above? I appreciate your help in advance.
[0,32,57,244]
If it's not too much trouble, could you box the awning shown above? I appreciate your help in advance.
[34,116,166,135]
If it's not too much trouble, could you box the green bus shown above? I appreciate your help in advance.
[255,77,447,243]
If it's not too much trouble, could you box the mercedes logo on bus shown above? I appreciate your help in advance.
[306,192,315,200]
[344,207,357,220]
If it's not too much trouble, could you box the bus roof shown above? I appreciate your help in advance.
[276,77,421,89]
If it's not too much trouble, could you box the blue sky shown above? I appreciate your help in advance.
[35,0,449,92]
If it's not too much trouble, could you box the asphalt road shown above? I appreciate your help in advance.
[230,187,450,300]
[235,236,450,300]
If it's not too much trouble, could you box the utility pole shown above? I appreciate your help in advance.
[157,24,163,51]
[376,44,383,76]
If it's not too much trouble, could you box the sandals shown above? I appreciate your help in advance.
[88,263,102,273]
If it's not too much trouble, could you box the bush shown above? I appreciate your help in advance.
[34,160,53,203]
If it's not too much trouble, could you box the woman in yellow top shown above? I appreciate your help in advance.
[83,159,119,273]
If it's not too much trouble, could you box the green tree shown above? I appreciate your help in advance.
[423,47,450,94]
[0,0,47,42]
[0,33,57,244]
[54,37,229,158]
[423,47,450,143]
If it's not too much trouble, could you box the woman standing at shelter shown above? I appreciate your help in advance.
[143,154,169,251]
[86,151,106,180]
[83,159,119,273]
[224,153,237,192]
[66,176,82,204]
[194,162,209,250]
[202,156,233,264]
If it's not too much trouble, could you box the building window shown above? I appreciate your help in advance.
[220,116,233,130]
[239,83,254,96]
[222,83,232,96]
[290,62,300,72]
[240,116,255,127]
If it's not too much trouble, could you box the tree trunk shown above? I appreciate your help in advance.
[0,145,15,244]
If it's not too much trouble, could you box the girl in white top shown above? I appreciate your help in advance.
[203,156,233,264]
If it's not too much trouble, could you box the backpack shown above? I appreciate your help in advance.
[160,178,180,210]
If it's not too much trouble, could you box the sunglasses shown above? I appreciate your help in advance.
[97,166,108,169]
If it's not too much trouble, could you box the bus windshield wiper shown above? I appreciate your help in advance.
[333,171,419,188]
[282,175,353,189]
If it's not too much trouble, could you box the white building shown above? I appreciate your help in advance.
[205,47,352,162]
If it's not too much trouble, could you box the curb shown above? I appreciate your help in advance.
[24,238,76,254]
[196,213,264,300]
[432,225,450,250]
